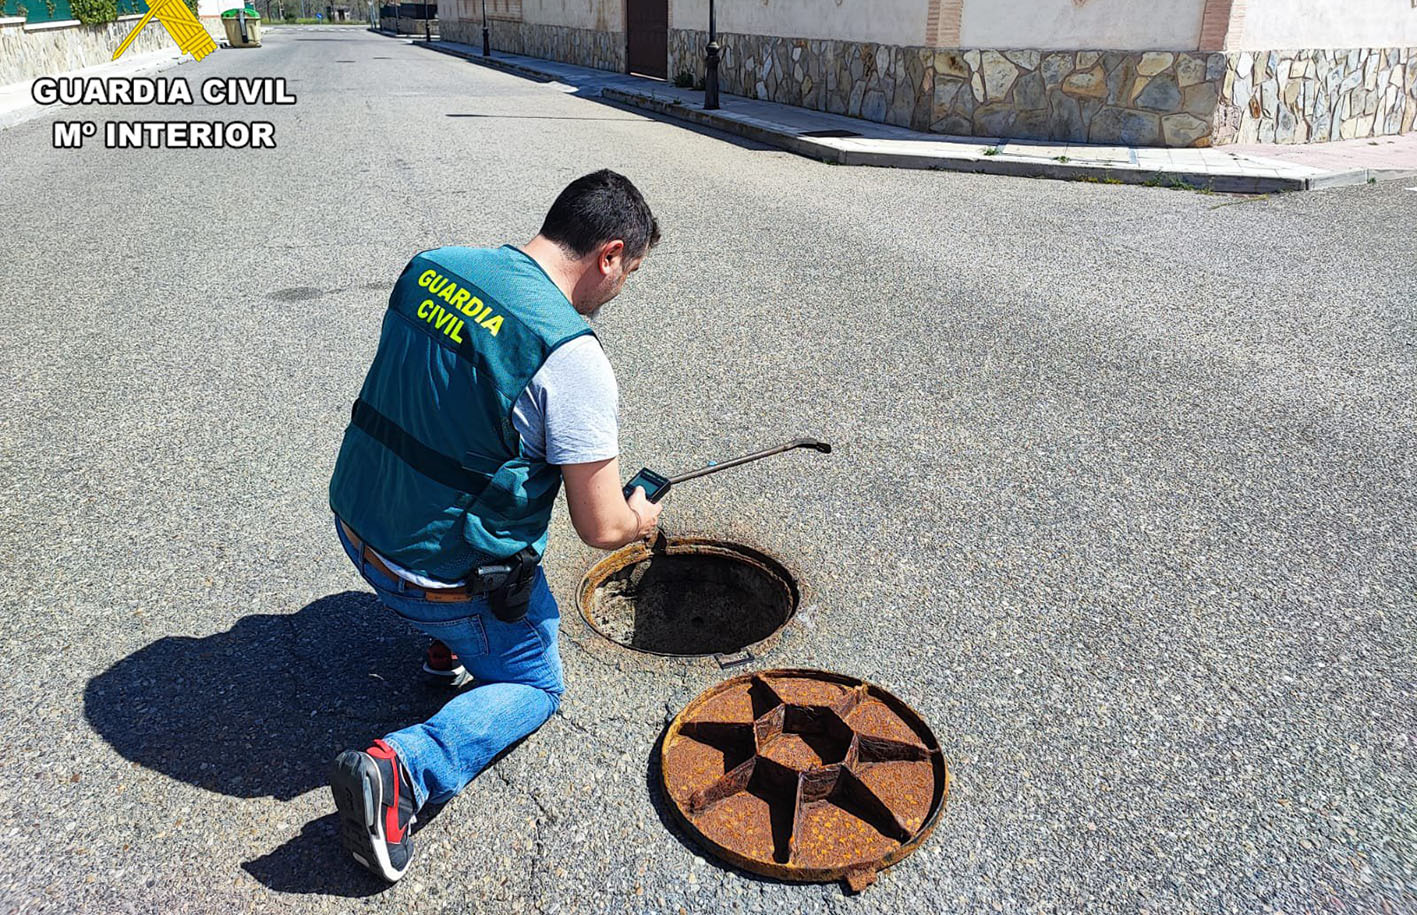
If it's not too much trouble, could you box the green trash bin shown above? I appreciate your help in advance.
[222,6,262,47]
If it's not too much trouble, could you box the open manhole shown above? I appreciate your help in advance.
[576,536,797,662]
[660,669,949,892]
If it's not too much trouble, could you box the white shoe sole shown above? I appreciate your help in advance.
[422,661,474,688]
[329,751,413,882]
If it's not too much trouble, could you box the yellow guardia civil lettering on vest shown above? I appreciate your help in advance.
[417,269,505,341]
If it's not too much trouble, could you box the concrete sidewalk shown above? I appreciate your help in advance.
[420,38,1417,193]
[0,46,191,131]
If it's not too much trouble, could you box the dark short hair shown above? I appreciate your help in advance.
[539,170,661,261]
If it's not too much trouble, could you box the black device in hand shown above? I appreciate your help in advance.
[618,438,830,509]
[623,467,671,503]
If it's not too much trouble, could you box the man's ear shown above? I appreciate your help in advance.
[599,239,626,275]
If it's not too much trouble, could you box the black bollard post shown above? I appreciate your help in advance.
[704,41,720,109]
[703,0,719,109]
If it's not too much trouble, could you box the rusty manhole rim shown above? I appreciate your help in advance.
[575,535,801,662]
[659,668,950,892]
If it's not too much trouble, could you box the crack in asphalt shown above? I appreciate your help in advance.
[485,764,555,912]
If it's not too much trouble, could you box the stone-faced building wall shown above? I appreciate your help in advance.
[442,0,625,73]
[443,17,625,72]
[669,33,1231,145]
[667,32,1417,146]
[1213,48,1417,145]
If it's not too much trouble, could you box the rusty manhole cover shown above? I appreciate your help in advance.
[660,669,949,892]
[576,537,797,661]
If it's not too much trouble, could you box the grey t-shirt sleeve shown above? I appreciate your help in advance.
[512,334,619,465]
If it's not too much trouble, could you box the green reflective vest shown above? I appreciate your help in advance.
[329,245,594,583]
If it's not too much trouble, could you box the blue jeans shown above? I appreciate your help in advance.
[336,520,564,809]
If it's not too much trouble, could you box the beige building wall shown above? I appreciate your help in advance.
[444,0,615,29]
[1228,0,1417,50]
[652,0,1417,55]
[477,0,525,21]
[958,0,1207,50]
[670,0,930,48]
[521,0,621,31]
[453,0,1417,52]
[671,0,1216,51]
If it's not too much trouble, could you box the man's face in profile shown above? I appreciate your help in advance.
[584,253,644,320]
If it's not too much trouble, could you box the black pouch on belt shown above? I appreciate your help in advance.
[483,547,541,623]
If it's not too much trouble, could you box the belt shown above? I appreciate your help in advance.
[339,519,482,603]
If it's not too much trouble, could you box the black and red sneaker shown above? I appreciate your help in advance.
[422,639,473,688]
[329,739,417,882]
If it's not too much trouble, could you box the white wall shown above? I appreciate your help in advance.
[522,0,621,31]
[1234,0,1417,50]
[448,0,518,23]
[444,0,618,33]
[671,0,930,48]
[960,0,1206,50]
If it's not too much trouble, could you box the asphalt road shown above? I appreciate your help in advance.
[1,26,1414,915]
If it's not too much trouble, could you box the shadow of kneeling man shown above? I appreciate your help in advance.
[83,590,443,802]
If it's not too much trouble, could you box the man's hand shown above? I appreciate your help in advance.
[563,457,663,550]
[625,485,664,542]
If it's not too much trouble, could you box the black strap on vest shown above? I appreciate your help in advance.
[350,398,492,497]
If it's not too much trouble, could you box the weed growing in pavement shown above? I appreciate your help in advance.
[982,146,1000,156]
[1142,173,1217,194]
[1055,155,1070,163]
[673,70,694,89]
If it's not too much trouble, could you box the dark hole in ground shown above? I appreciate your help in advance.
[580,541,796,656]
[798,128,861,138]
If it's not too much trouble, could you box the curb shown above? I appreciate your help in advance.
[416,40,555,82]
[1305,167,1417,189]
[600,87,1305,194]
